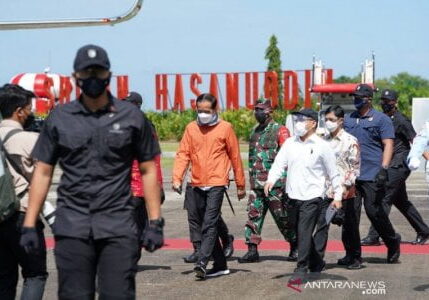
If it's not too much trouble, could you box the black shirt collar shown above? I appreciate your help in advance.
[65,92,117,115]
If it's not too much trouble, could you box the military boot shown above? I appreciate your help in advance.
[183,242,201,263]
[286,239,298,262]
[238,244,259,263]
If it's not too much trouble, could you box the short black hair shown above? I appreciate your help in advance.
[196,93,217,109]
[324,105,345,119]
[0,84,35,119]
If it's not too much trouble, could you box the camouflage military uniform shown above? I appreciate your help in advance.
[245,120,296,245]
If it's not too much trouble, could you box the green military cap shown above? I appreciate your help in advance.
[254,98,273,111]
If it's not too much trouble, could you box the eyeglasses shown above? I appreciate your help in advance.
[76,67,110,79]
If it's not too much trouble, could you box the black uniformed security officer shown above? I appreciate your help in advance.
[20,44,164,300]
[344,84,401,264]
[361,89,429,245]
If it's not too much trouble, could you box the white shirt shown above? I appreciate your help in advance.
[267,133,342,201]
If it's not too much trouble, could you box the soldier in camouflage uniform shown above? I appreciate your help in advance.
[238,99,297,263]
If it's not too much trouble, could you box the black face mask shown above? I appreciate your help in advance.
[77,76,110,98]
[381,103,395,113]
[255,111,269,124]
[354,97,368,110]
[23,113,35,130]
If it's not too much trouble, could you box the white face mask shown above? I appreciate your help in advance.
[325,120,339,133]
[294,121,308,137]
[198,112,213,125]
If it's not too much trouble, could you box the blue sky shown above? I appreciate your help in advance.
[0,0,427,110]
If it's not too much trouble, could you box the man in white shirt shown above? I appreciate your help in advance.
[264,109,342,283]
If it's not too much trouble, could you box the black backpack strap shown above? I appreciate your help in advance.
[1,128,29,182]
[2,128,23,144]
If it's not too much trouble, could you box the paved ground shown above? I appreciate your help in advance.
[19,169,429,299]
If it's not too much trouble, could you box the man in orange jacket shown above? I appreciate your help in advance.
[173,93,246,279]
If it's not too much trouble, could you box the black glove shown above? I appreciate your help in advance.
[141,218,164,252]
[331,208,345,226]
[375,167,389,187]
[19,227,41,254]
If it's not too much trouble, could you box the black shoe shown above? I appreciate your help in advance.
[238,244,259,263]
[194,263,207,279]
[286,240,298,262]
[387,234,401,264]
[337,256,353,266]
[183,242,200,263]
[206,265,230,277]
[223,234,234,258]
[412,233,429,245]
[360,236,381,246]
[310,261,326,273]
[347,259,363,270]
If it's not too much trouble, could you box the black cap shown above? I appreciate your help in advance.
[73,44,110,71]
[352,84,373,98]
[380,89,398,101]
[292,108,318,122]
[124,92,143,106]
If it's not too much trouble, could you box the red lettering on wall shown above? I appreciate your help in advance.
[283,71,299,110]
[226,73,239,110]
[174,74,185,111]
[245,72,259,109]
[190,73,202,109]
[155,74,168,110]
[209,74,219,107]
[264,71,279,107]
[116,76,129,100]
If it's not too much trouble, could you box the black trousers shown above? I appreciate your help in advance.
[356,180,399,248]
[313,197,362,261]
[184,184,230,245]
[54,235,139,300]
[287,197,323,272]
[189,186,227,268]
[367,166,429,239]
[0,212,48,300]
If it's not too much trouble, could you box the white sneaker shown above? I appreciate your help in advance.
[206,267,230,277]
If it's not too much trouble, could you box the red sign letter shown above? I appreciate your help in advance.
[190,73,202,109]
[283,71,299,110]
[155,74,168,110]
[264,71,279,108]
[116,75,129,100]
[245,72,259,109]
[226,73,239,110]
[174,74,185,111]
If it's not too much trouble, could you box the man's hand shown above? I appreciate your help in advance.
[141,218,164,252]
[408,157,421,171]
[331,200,342,209]
[375,167,389,187]
[19,227,41,254]
[264,182,274,197]
[172,182,182,195]
[237,187,246,200]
